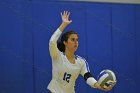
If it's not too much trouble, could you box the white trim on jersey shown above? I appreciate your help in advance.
[77,55,90,72]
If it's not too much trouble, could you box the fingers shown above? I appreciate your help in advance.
[96,84,112,91]
[64,11,68,16]
[61,11,70,18]
[60,11,72,24]
[61,12,63,17]
[67,12,70,18]
[102,87,112,91]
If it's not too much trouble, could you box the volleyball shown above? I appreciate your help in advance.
[97,69,117,89]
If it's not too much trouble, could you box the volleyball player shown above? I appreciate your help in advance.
[47,11,112,93]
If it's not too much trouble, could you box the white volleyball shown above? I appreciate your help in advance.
[97,69,117,89]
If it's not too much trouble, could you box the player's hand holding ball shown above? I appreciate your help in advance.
[94,69,117,91]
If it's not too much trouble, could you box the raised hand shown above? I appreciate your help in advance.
[61,11,72,25]
[59,11,72,32]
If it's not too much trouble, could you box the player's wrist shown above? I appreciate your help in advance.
[93,82,97,88]
[93,82,100,88]
[61,22,70,26]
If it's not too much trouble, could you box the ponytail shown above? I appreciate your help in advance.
[57,41,65,52]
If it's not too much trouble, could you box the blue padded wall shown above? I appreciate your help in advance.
[112,4,137,93]
[0,0,140,93]
[0,0,34,93]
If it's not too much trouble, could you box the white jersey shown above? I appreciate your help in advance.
[47,29,91,93]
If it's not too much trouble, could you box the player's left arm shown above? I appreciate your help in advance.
[80,59,97,88]
[80,59,112,91]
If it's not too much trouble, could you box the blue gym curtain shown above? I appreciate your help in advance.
[0,0,140,93]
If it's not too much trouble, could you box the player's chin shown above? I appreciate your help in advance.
[74,48,78,51]
[71,49,77,53]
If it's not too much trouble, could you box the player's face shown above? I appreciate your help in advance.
[64,34,78,52]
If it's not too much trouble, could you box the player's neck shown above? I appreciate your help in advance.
[65,49,75,60]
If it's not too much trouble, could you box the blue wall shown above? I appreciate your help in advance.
[0,0,140,93]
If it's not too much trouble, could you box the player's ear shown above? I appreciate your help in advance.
[63,41,67,45]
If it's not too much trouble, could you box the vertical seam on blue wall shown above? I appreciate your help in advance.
[85,3,89,93]
[134,4,138,91]
[30,0,36,92]
[32,30,36,93]
[32,24,36,93]
[85,4,88,65]
[21,2,24,93]
[110,4,113,70]
[110,4,114,93]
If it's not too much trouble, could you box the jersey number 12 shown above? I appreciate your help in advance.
[63,72,71,83]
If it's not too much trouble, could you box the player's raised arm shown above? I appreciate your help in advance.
[49,11,72,60]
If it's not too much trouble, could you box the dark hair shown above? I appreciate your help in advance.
[57,31,78,52]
